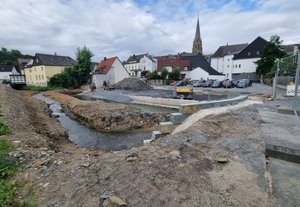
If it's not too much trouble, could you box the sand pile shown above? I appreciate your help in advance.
[114,77,152,90]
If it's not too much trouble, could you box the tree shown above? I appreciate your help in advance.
[169,68,180,80]
[161,68,169,80]
[49,46,93,88]
[256,35,286,79]
[0,47,33,69]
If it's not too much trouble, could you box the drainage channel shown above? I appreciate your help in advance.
[34,93,151,151]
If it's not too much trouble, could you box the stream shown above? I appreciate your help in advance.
[34,93,152,151]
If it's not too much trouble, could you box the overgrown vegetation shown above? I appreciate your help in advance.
[48,46,93,88]
[0,140,17,207]
[23,85,63,92]
[256,35,286,79]
[146,68,180,81]
[0,122,11,136]
[0,47,33,70]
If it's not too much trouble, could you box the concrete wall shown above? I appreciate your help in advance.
[211,57,224,74]
[113,58,130,83]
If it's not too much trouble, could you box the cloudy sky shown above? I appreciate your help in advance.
[0,0,299,61]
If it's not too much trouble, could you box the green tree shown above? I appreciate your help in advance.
[49,46,93,88]
[169,68,180,80]
[161,68,169,80]
[256,35,286,79]
[0,47,32,70]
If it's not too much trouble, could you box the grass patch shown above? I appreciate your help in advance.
[0,122,11,136]
[0,140,18,207]
[23,85,63,92]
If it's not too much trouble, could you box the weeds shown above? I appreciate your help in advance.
[0,122,11,136]
[0,140,17,207]
[23,85,63,92]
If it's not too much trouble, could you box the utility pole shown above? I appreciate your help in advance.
[273,59,280,98]
[295,52,300,97]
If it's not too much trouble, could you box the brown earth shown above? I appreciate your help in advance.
[0,85,273,207]
[44,91,169,132]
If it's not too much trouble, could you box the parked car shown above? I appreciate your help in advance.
[236,79,249,88]
[202,80,214,88]
[211,80,223,88]
[223,79,233,88]
[231,79,239,87]
[193,80,206,87]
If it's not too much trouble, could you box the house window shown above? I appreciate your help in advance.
[42,75,44,80]
[239,64,241,68]
[41,66,43,70]
[248,52,251,56]
[34,67,36,71]
[36,75,38,80]
[227,65,229,68]
[29,69,31,72]
[228,59,230,61]
[256,51,260,55]
[38,75,41,80]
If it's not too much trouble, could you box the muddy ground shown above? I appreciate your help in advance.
[0,84,285,206]
[44,91,169,133]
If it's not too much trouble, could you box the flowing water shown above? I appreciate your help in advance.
[34,93,152,151]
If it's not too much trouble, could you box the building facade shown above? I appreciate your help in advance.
[124,53,157,76]
[0,65,19,82]
[92,57,130,88]
[24,53,76,86]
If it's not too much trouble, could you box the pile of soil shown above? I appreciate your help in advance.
[114,77,152,90]
[44,91,169,132]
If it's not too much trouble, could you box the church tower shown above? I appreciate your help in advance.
[192,17,203,54]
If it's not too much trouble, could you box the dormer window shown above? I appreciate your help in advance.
[248,52,251,56]
[256,51,260,55]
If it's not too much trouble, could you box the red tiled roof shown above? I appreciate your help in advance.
[95,57,117,74]
[157,58,190,71]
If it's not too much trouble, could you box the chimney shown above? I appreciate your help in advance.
[104,57,107,61]
[54,52,57,56]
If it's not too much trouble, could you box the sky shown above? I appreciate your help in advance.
[0,0,299,61]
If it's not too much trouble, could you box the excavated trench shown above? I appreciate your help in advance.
[34,93,157,151]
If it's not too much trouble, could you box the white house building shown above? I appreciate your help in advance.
[231,37,268,81]
[124,53,157,76]
[0,65,19,83]
[92,57,130,88]
[210,43,248,79]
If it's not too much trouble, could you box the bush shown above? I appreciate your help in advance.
[0,180,15,207]
[0,122,10,136]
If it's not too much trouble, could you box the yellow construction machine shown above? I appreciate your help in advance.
[173,87,194,99]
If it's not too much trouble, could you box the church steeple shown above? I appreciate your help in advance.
[192,17,203,54]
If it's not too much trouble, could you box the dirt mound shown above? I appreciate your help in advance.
[114,77,152,90]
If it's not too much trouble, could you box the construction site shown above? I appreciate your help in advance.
[1,74,300,206]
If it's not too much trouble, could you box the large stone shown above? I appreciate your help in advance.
[151,131,162,140]
[179,103,200,115]
[158,122,175,134]
[109,196,127,206]
[170,112,185,124]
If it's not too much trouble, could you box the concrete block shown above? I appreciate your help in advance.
[179,103,200,115]
[158,122,175,134]
[151,131,162,140]
[266,144,300,164]
[143,139,154,144]
[170,113,185,124]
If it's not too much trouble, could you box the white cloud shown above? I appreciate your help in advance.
[0,0,299,62]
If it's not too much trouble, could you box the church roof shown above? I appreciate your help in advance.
[212,43,248,58]
[195,17,201,41]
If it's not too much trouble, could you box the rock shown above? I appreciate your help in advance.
[102,199,110,207]
[100,192,112,200]
[80,161,90,167]
[217,157,228,163]
[43,183,49,188]
[169,150,180,157]
[57,160,63,165]
[109,196,127,206]
[125,157,138,162]
[143,139,153,144]
[13,152,23,158]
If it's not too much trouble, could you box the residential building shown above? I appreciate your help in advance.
[232,36,268,80]
[156,52,223,80]
[0,65,19,82]
[17,58,32,75]
[24,53,76,86]
[282,44,300,56]
[92,57,130,88]
[124,53,157,76]
[210,43,248,79]
[192,17,203,54]
[181,53,224,80]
